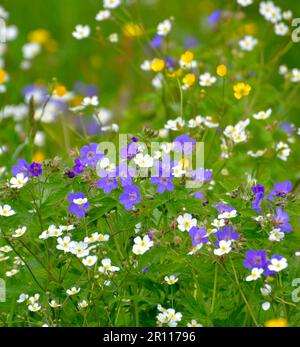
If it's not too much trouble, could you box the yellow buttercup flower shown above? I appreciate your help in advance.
[0,69,7,84]
[28,29,50,45]
[216,64,227,77]
[180,51,194,64]
[122,23,144,38]
[150,58,165,72]
[167,68,183,79]
[182,73,196,87]
[32,151,45,164]
[54,84,67,97]
[243,23,257,36]
[265,318,288,327]
[233,82,251,99]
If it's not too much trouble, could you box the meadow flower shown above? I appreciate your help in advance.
[268,255,288,272]
[17,294,29,303]
[66,287,80,296]
[56,236,72,252]
[10,173,29,189]
[69,241,89,258]
[12,226,27,238]
[134,153,154,168]
[260,284,272,296]
[78,300,89,309]
[119,185,141,210]
[28,303,41,312]
[103,0,121,9]
[157,19,172,36]
[247,149,266,157]
[268,180,292,199]
[273,207,292,232]
[157,308,182,327]
[164,275,178,285]
[269,228,285,242]
[108,33,119,42]
[132,235,154,255]
[274,22,289,36]
[265,318,288,327]
[150,58,165,72]
[12,158,30,177]
[0,204,16,217]
[291,68,300,83]
[49,300,62,308]
[165,117,185,131]
[237,0,253,6]
[97,176,118,194]
[187,320,203,327]
[182,73,196,88]
[173,134,195,154]
[6,269,19,277]
[80,143,103,168]
[199,72,217,87]
[215,225,239,244]
[150,163,174,194]
[47,225,63,238]
[233,82,251,99]
[96,10,111,21]
[244,250,267,269]
[82,255,98,267]
[22,43,41,59]
[98,258,120,274]
[189,227,208,247]
[246,268,264,281]
[214,240,232,256]
[218,210,237,219]
[72,25,90,40]
[238,35,258,51]
[253,108,272,120]
[177,213,197,232]
[216,64,227,77]
[276,142,290,161]
[251,184,265,214]
[211,219,225,228]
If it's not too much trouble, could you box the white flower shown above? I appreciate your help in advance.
[140,60,151,71]
[17,293,29,303]
[0,204,16,217]
[269,228,285,242]
[157,19,172,36]
[108,33,118,42]
[78,300,89,309]
[22,43,41,59]
[247,149,266,158]
[275,22,289,36]
[47,225,63,238]
[211,219,225,228]
[72,25,90,40]
[262,302,271,311]
[237,0,253,7]
[49,300,62,308]
[55,237,72,251]
[10,173,29,189]
[187,319,203,327]
[156,307,182,327]
[28,303,41,312]
[165,117,185,131]
[96,10,111,21]
[28,294,40,304]
[82,255,98,267]
[218,210,237,219]
[12,226,27,238]
[69,241,89,258]
[246,267,264,281]
[276,142,290,161]
[268,257,288,272]
[239,35,258,51]
[98,258,120,274]
[103,0,121,9]
[282,10,293,21]
[260,284,272,296]
[132,235,154,255]
[82,96,99,107]
[6,269,19,277]
[152,73,163,89]
[199,72,217,87]
[291,68,300,83]
[172,164,186,178]
[84,232,109,243]
[278,65,288,75]
[66,287,81,296]
[253,108,272,120]
[177,213,197,232]
[260,2,282,23]
[164,275,178,285]
[214,240,232,256]
[134,153,154,168]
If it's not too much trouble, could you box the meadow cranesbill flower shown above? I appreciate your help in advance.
[244,250,267,269]
[29,162,43,176]
[150,163,174,194]
[68,192,89,218]
[251,184,265,214]
[0,204,16,217]
[207,10,222,24]
[97,176,118,194]
[267,181,292,199]
[215,225,239,244]
[119,185,141,210]
[177,213,197,232]
[273,207,292,232]
[80,143,103,168]
[12,158,30,177]
[164,275,178,285]
[73,158,85,174]
[189,227,208,247]
[150,34,163,48]
[173,134,196,154]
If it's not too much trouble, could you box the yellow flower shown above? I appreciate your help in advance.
[32,151,45,164]
[54,84,67,97]
[122,23,143,38]
[233,82,251,99]
[182,73,196,87]
[28,29,50,45]
[180,51,194,64]
[216,64,227,77]
[179,158,189,170]
[243,23,257,36]
[0,69,7,84]
[150,58,165,72]
[167,68,183,79]
[265,318,288,327]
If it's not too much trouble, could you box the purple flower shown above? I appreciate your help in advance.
[68,192,89,218]
[213,203,235,214]
[73,158,85,174]
[74,82,99,97]
[97,176,118,194]
[184,36,199,49]
[150,34,163,48]
[173,134,196,154]
[120,142,139,159]
[12,158,30,178]
[279,122,293,135]
[192,168,213,183]
[244,250,268,270]
[189,227,208,247]
[268,181,292,200]
[117,162,135,187]
[150,161,174,194]
[207,10,222,24]
[215,225,239,246]
[251,184,265,214]
[273,207,292,232]
[29,162,43,177]
[194,191,204,200]
[79,143,104,168]
[119,185,141,210]
[164,57,175,69]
